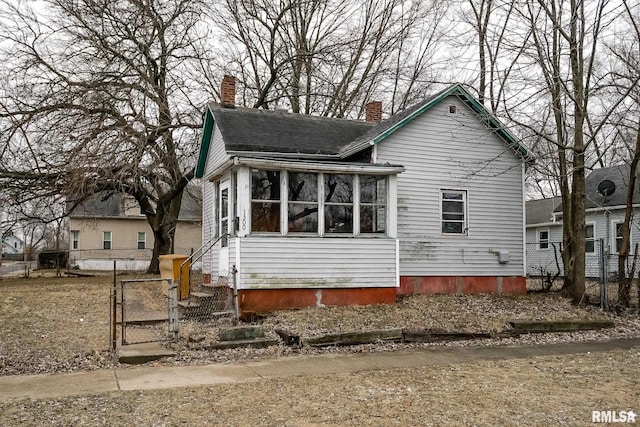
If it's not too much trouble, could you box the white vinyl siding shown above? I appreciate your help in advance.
[238,237,397,289]
[376,95,525,277]
[201,180,215,275]
[204,123,231,177]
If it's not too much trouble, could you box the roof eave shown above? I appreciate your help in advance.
[195,107,215,179]
[341,84,534,164]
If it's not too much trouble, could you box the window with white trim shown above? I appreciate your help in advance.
[441,190,467,235]
[251,169,280,232]
[249,169,388,236]
[137,232,146,250]
[614,221,628,253]
[360,175,386,233]
[103,231,112,250]
[288,172,318,232]
[71,230,79,250]
[324,174,353,234]
[585,224,595,253]
[538,228,549,250]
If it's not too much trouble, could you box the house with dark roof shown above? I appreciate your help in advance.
[525,164,640,278]
[68,189,202,270]
[195,75,533,312]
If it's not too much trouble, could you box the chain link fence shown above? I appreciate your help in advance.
[526,239,639,308]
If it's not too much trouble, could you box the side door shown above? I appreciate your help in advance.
[218,179,230,276]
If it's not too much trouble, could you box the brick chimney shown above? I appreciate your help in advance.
[365,101,382,123]
[220,75,236,107]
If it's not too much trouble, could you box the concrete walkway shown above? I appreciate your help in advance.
[2,337,639,402]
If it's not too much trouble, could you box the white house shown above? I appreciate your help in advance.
[195,76,533,313]
[526,164,640,279]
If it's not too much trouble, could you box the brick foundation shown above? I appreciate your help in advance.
[398,276,526,296]
[238,287,396,313]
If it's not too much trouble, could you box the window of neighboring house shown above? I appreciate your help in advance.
[614,222,629,253]
[71,230,79,250]
[137,232,146,250]
[324,174,354,234]
[103,231,112,250]
[288,172,318,233]
[251,169,281,232]
[360,175,386,233]
[585,223,595,253]
[538,228,549,249]
[441,190,467,235]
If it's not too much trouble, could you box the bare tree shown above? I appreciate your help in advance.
[512,0,634,304]
[0,0,211,273]
[607,0,640,308]
[210,0,449,117]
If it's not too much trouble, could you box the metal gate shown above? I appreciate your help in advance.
[110,277,178,349]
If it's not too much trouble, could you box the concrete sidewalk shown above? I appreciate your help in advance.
[2,337,639,402]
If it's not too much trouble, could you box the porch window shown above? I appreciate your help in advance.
[71,230,79,250]
[103,231,112,250]
[441,190,467,235]
[137,232,146,250]
[251,169,281,232]
[288,172,318,232]
[360,175,386,233]
[324,174,353,233]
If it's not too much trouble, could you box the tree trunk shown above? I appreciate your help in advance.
[146,190,184,274]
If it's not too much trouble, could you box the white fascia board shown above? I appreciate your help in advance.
[340,139,375,159]
[234,157,404,174]
[202,159,234,182]
[226,150,340,160]
[526,221,562,228]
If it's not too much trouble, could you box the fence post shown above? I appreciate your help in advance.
[168,279,179,340]
[110,260,117,352]
[599,239,608,310]
[232,265,239,324]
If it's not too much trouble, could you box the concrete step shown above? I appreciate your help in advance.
[117,342,176,364]
[178,300,201,309]
[190,291,215,300]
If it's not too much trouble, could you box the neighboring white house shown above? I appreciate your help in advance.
[1,232,24,255]
[526,164,640,278]
[195,76,533,313]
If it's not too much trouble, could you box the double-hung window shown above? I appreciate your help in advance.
[71,230,79,250]
[103,231,112,250]
[538,229,549,250]
[441,190,467,235]
[614,222,628,253]
[137,232,146,250]
[585,224,595,253]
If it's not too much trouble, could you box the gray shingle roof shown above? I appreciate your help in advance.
[210,103,375,155]
[526,197,562,225]
[68,188,202,220]
[527,164,640,224]
[582,164,639,210]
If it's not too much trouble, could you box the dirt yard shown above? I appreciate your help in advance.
[1,272,639,426]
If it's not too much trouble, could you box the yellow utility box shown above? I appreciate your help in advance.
[159,254,190,300]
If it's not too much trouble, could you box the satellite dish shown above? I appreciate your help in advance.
[597,179,616,197]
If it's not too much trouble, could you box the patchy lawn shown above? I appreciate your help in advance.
[1,273,639,375]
